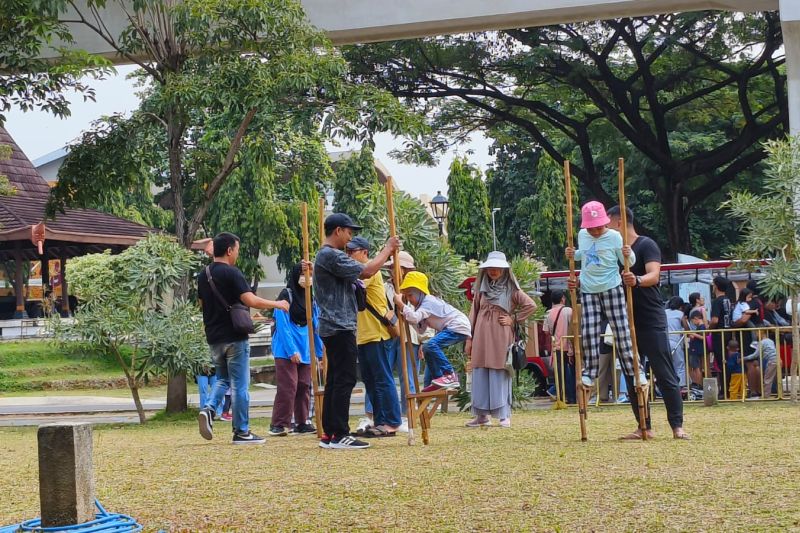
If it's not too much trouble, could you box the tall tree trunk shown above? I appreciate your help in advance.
[664,184,691,260]
[165,105,189,413]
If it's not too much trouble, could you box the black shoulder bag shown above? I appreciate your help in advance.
[205,265,254,335]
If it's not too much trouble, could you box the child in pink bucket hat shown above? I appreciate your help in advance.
[566,201,645,391]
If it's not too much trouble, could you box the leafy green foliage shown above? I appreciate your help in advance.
[333,148,378,216]
[0,144,14,198]
[446,156,492,261]
[49,234,206,422]
[345,12,785,256]
[0,0,112,124]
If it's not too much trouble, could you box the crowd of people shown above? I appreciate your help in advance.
[191,200,793,447]
[193,214,537,448]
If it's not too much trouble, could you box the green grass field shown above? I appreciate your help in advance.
[1,402,798,531]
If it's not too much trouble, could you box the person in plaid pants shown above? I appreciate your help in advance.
[566,201,645,390]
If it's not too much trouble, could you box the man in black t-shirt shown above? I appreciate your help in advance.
[608,206,688,440]
[196,232,289,445]
[710,276,733,395]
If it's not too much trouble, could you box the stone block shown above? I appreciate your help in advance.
[38,423,95,527]
[703,378,719,407]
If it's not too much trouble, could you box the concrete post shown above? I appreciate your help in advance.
[12,247,28,319]
[37,423,95,527]
[703,378,719,407]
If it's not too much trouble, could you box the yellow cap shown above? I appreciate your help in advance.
[398,271,429,295]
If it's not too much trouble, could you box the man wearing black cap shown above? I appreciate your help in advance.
[313,213,400,449]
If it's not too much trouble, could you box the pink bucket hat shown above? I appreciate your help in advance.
[580,201,610,229]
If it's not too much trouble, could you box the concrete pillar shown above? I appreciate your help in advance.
[782,0,800,135]
[37,423,95,527]
[12,247,28,319]
[703,378,718,407]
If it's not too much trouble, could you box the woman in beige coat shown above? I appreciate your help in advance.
[465,251,536,428]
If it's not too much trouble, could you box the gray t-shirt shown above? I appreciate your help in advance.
[313,245,364,337]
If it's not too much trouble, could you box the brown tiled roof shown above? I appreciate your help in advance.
[0,127,153,247]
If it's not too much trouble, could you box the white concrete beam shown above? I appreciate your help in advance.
[781,0,800,135]
[53,0,775,63]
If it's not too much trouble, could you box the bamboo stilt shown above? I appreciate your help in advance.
[301,203,324,438]
[617,158,648,441]
[564,160,588,441]
[385,180,416,446]
[318,197,328,385]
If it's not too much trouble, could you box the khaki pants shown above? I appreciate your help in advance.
[763,359,777,397]
[597,349,615,401]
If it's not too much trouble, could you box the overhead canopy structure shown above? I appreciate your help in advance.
[52,0,775,57]
[0,127,153,318]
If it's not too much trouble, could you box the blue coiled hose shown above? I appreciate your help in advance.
[0,500,142,533]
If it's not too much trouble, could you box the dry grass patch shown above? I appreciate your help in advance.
[1,402,799,532]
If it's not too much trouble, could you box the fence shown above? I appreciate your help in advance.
[549,325,795,405]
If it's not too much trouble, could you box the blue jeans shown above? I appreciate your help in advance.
[197,374,223,417]
[366,339,418,417]
[359,340,402,427]
[205,340,251,434]
[422,330,466,379]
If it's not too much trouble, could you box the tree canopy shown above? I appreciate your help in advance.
[445,156,491,260]
[344,11,786,257]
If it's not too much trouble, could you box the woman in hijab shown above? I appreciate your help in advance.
[465,251,537,428]
[269,263,323,436]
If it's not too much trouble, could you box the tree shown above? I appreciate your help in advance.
[46,0,422,411]
[333,148,378,216]
[345,11,786,257]
[723,137,800,402]
[0,144,13,196]
[446,156,491,260]
[49,234,208,422]
[0,0,111,125]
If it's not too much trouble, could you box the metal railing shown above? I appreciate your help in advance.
[549,325,794,404]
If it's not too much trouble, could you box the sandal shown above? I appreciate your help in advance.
[361,426,396,438]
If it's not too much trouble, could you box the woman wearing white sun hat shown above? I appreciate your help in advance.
[465,251,536,428]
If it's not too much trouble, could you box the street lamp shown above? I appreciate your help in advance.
[429,191,449,236]
[491,207,501,251]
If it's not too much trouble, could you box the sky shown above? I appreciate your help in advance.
[3,65,494,199]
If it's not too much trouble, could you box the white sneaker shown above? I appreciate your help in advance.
[355,417,372,433]
[580,375,595,389]
[397,417,409,433]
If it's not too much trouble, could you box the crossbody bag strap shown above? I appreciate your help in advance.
[205,265,232,311]
[365,301,392,327]
[551,305,565,351]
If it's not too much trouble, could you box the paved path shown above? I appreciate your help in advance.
[0,385,553,427]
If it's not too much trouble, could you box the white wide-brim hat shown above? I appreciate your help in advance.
[478,251,510,270]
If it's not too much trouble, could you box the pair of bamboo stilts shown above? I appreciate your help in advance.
[564,158,648,442]
[301,181,446,446]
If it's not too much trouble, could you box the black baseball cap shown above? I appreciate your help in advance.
[324,213,362,233]
[346,236,370,251]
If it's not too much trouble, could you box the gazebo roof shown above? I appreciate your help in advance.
[0,127,153,261]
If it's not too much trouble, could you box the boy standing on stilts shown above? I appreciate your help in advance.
[565,201,646,392]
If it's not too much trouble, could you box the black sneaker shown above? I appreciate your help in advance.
[232,431,266,445]
[269,425,288,437]
[329,435,370,450]
[293,423,317,434]
[197,407,214,441]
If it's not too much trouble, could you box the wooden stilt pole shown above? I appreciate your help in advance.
[617,158,648,441]
[301,202,324,438]
[318,197,328,385]
[385,180,417,446]
[564,161,588,441]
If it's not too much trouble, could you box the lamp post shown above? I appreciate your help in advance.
[429,191,449,237]
[491,207,501,251]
